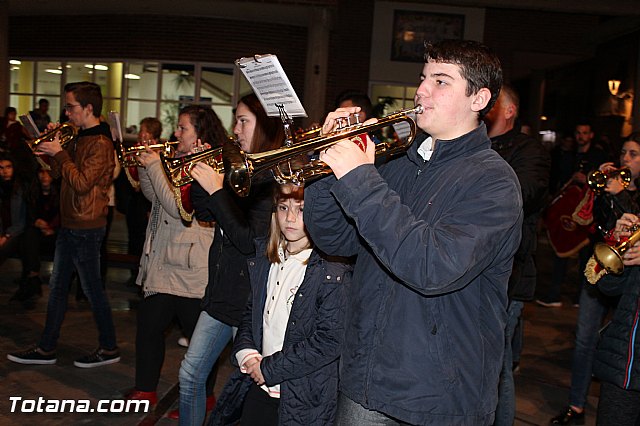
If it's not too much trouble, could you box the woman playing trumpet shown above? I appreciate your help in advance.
[177,93,283,425]
[126,106,226,405]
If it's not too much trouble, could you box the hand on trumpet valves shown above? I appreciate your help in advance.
[136,146,160,168]
[614,212,639,240]
[319,135,375,180]
[322,106,364,135]
[35,129,63,157]
[191,162,224,195]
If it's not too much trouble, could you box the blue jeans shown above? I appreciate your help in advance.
[569,283,609,409]
[494,300,524,426]
[39,227,117,352]
[178,311,234,426]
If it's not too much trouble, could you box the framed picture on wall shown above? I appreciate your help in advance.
[391,10,465,63]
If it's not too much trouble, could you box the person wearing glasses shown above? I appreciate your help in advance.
[7,81,120,368]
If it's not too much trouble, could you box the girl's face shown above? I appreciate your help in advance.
[137,124,156,144]
[276,196,309,252]
[233,102,257,153]
[38,169,52,187]
[620,140,640,179]
[175,114,198,154]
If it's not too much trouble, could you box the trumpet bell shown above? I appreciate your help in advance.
[28,122,78,152]
[588,167,631,194]
[593,243,624,274]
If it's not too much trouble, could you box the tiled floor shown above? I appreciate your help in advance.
[0,212,601,425]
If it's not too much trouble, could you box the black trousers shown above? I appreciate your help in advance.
[597,381,640,426]
[135,292,201,391]
[240,382,279,426]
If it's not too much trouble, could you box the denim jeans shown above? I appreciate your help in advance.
[178,310,234,426]
[494,300,524,426]
[39,227,117,352]
[569,283,609,409]
[335,393,409,426]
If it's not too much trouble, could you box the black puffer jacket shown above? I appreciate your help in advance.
[192,180,274,326]
[594,266,640,391]
[208,238,351,425]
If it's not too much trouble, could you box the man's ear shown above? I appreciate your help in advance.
[504,103,516,120]
[471,88,491,113]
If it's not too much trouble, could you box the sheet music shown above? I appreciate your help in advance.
[235,54,307,118]
[108,111,124,142]
[19,114,41,139]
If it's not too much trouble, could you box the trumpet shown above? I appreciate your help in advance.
[588,167,632,194]
[593,225,640,274]
[224,105,423,197]
[116,140,178,167]
[27,122,78,153]
[161,145,225,187]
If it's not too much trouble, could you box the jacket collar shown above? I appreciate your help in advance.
[407,122,491,166]
[78,121,112,139]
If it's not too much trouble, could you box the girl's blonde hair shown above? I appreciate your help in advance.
[266,184,312,264]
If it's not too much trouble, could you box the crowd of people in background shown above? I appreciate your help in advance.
[1,38,640,426]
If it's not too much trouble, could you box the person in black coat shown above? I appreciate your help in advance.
[177,93,285,425]
[484,84,550,426]
[592,212,640,426]
[209,184,350,426]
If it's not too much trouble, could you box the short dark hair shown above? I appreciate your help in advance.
[425,39,503,119]
[238,93,284,153]
[38,98,49,106]
[4,106,17,116]
[335,91,373,119]
[64,82,103,118]
[178,105,227,147]
[139,117,162,140]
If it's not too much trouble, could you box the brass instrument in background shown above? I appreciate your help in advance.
[160,146,225,187]
[593,225,640,274]
[224,105,423,197]
[27,123,78,170]
[28,123,78,152]
[116,140,178,167]
[588,167,631,194]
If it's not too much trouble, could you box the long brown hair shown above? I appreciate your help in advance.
[266,184,312,264]
[238,94,284,153]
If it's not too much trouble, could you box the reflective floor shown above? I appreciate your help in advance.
[0,212,599,425]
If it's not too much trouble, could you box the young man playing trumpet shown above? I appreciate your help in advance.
[304,39,522,425]
[8,81,119,368]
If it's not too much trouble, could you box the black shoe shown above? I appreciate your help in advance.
[10,277,43,302]
[74,348,120,368]
[7,347,57,365]
[550,406,585,425]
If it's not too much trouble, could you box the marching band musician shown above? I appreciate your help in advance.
[124,106,225,405]
[177,93,283,425]
[551,133,640,425]
[304,39,522,425]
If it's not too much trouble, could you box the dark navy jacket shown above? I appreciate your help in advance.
[304,123,523,425]
[594,267,640,391]
[208,238,351,425]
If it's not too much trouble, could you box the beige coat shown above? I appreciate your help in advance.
[135,160,213,299]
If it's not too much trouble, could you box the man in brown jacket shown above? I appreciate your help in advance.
[8,82,120,368]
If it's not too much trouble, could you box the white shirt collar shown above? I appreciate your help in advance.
[417,136,435,161]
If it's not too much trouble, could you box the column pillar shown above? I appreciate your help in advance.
[0,0,9,113]
[302,7,331,127]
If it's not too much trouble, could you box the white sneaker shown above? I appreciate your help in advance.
[177,337,189,348]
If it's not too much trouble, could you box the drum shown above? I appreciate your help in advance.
[544,184,594,257]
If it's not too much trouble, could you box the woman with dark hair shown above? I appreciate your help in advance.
[125,106,225,404]
[176,93,283,425]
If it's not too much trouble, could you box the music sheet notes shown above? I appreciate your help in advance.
[235,54,307,118]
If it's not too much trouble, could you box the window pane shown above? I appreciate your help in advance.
[9,94,33,116]
[9,60,34,93]
[66,62,95,84]
[201,66,233,105]
[36,61,62,96]
[160,101,181,139]
[161,64,195,101]
[127,62,159,100]
[126,101,158,137]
